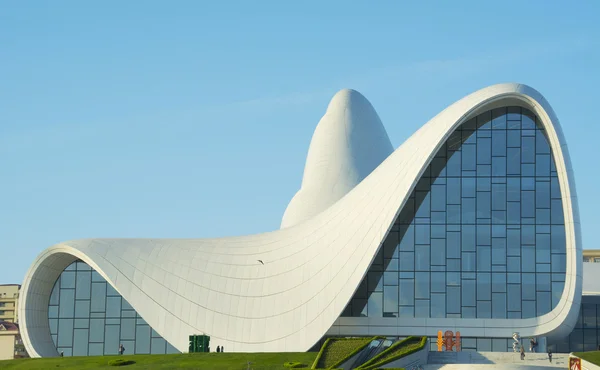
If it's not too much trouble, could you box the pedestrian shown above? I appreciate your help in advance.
[529,338,534,352]
[216,345,221,353]
[221,346,224,353]
[60,351,64,357]
[547,348,553,363]
[520,345,525,361]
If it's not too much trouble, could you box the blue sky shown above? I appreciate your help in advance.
[1,1,599,283]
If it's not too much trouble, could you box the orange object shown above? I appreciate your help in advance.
[444,330,455,351]
[455,331,461,352]
[436,331,444,351]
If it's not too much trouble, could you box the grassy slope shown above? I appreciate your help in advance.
[358,337,424,369]
[316,338,373,369]
[574,351,600,365]
[0,352,317,370]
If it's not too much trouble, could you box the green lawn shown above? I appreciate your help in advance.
[0,352,317,370]
[313,337,374,369]
[574,351,600,365]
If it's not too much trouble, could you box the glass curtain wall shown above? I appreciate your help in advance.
[48,260,179,356]
[342,106,567,320]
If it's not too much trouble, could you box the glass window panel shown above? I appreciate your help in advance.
[415,192,430,218]
[120,318,136,340]
[522,273,536,300]
[49,318,58,334]
[477,192,491,219]
[462,144,476,170]
[75,271,91,300]
[537,291,551,316]
[462,252,476,272]
[89,319,105,343]
[522,137,535,163]
[399,225,414,251]
[431,184,446,211]
[431,239,446,265]
[551,225,566,253]
[74,318,88,329]
[151,337,167,354]
[462,225,475,251]
[61,271,76,289]
[492,273,507,293]
[522,246,535,272]
[507,148,521,175]
[477,247,491,272]
[492,293,507,318]
[477,225,491,246]
[399,251,414,271]
[89,343,104,356]
[104,326,119,355]
[536,154,550,176]
[415,225,430,244]
[106,296,121,318]
[415,245,430,271]
[491,184,506,211]
[462,198,476,224]
[462,177,476,198]
[477,301,492,319]
[431,293,446,318]
[462,279,476,307]
[73,329,89,356]
[415,300,430,318]
[477,138,491,164]
[522,225,535,245]
[415,272,430,299]
[477,273,491,300]
[491,157,506,177]
[491,238,506,266]
[383,285,399,315]
[447,178,461,204]
[367,292,383,317]
[399,279,414,305]
[59,289,75,318]
[368,272,383,292]
[75,300,90,319]
[551,199,564,224]
[507,284,521,311]
[447,286,460,314]
[507,202,520,225]
[57,319,74,347]
[431,272,445,293]
[521,191,535,218]
[136,325,151,354]
[91,283,107,312]
[552,254,566,273]
[446,232,459,258]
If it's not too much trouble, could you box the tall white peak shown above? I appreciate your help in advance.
[281,89,394,229]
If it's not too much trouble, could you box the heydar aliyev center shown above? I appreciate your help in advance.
[19,83,583,357]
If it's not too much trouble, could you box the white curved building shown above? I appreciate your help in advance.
[19,83,582,357]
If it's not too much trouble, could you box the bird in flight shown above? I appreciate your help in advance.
[257,260,264,265]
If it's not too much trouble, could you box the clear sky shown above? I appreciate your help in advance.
[2,1,599,284]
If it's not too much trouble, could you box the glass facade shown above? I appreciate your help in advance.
[342,106,567,320]
[548,296,600,353]
[48,260,179,356]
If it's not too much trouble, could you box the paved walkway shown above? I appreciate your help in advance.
[423,351,570,369]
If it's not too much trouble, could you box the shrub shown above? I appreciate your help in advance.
[108,359,136,366]
[284,361,307,368]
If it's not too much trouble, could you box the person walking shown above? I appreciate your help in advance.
[216,345,221,353]
[520,345,525,361]
[221,346,224,353]
[547,348,553,363]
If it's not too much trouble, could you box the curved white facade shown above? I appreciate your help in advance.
[19,83,582,357]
